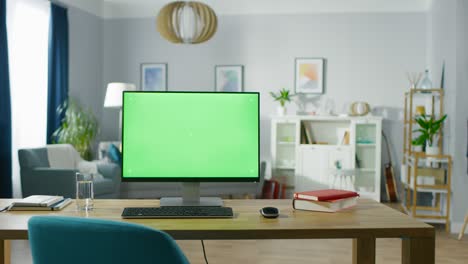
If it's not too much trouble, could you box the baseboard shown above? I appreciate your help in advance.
[451,222,468,234]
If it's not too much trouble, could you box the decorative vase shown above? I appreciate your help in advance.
[277,106,286,116]
[424,97,433,116]
[418,69,433,89]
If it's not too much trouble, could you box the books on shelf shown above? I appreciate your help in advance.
[300,122,307,144]
[300,121,314,144]
[294,189,359,201]
[7,195,72,211]
[304,122,313,144]
[341,131,350,145]
[293,196,358,213]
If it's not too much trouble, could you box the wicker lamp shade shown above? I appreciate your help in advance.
[156,1,217,44]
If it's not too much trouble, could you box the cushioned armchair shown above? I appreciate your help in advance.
[19,144,121,198]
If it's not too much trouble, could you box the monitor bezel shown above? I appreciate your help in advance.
[121,91,261,183]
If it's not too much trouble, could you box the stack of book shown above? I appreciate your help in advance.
[5,195,72,211]
[293,189,359,213]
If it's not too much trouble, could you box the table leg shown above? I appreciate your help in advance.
[402,236,435,264]
[0,240,11,264]
[353,237,376,264]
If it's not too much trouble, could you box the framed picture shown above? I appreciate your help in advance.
[141,63,167,91]
[295,58,325,94]
[215,65,244,92]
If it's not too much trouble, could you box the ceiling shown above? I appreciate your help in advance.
[59,0,431,19]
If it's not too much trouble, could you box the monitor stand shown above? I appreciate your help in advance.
[160,182,223,207]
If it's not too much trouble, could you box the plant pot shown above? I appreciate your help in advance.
[425,145,439,156]
[412,145,423,153]
[277,106,286,116]
[425,145,439,167]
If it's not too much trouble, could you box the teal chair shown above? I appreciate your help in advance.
[28,216,189,264]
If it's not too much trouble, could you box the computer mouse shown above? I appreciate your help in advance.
[260,207,279,218]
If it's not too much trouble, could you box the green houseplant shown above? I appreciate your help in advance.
[52,99,99,160]
[413,114,447,154]
[270,88,293,116]
[411,138,424,153]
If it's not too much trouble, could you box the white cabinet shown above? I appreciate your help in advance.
[271,116,382,201]
[328,147,353,170]
[295,145,329,192]
[271,119,299,169]
[295,145,353,193]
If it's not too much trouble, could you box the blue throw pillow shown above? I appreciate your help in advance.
[108,144,122,166]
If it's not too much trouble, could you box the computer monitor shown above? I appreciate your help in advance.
[122,91,260,206]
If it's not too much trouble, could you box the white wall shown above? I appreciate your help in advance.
[453,0,468,229]
[428,0,457,156]
[428,0,468,231]
[68,6,103,147]
[454,0,468,229]
[101,13,427,183]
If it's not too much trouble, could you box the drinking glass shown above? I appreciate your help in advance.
[76,172,94,211]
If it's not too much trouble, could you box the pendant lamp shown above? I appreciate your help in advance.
[156,1,218,44]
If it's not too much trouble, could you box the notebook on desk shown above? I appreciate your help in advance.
[7,197,72,211]
[12,195,64,207]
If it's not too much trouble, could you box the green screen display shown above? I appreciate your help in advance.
[122,92,259,181]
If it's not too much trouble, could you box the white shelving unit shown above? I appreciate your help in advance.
[271,115,382,201]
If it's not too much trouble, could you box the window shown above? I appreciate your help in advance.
[7,0,50,197]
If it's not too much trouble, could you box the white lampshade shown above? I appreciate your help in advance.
[104,82,136,108]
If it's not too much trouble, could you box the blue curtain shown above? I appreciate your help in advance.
[47,3,68,144]
[0,0,12,197]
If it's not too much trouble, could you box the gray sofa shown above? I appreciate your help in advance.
[120,161,267,199]
[19,144,266,199]
[18,147,121,198]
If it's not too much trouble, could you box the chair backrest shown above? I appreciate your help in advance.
[28,216,189,264]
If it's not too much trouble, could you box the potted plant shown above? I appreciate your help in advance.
[411,138,424,153]
[52,99,99,160]
[270,88,293,116]
[413,114,447,156]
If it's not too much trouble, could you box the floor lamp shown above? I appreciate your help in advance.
[104,83,136,142]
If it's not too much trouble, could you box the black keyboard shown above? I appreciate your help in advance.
[121,206,234,219]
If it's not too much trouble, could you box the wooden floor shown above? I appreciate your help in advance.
[9,203,468,263]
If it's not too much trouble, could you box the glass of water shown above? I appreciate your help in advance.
[76,172,94,211]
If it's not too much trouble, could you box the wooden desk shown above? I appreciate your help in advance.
[0,199,434,264]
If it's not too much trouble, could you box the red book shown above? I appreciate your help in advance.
[294,189,359,201]
[292,197,358,212]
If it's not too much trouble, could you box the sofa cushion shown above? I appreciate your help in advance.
[94,178,116,196]
[107,144,122,166]
[18,148,50,168]
[46,144,80,169]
